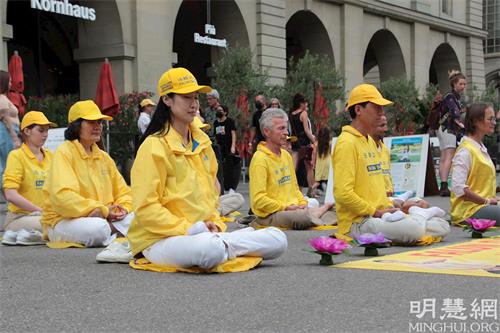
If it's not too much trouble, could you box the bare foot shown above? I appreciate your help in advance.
[309,203,334,219]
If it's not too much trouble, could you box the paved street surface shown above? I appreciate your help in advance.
[1,183,498,333]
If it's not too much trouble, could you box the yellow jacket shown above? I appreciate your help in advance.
[41,140,131,228]
[377,141,394,195]
[3,144,53,214]
[127,124,226,256]
[333,126,392,235]
[249,142,307,217]
[451,139,496,223]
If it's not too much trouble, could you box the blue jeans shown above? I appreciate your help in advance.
[0,122,14,189]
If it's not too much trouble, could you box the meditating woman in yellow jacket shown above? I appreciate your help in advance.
[127,67,287,270]
[41,100,134,263]
[451,102,499,225]
[1,111,55,246]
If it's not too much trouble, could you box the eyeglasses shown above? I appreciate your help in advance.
[485,117,497,123]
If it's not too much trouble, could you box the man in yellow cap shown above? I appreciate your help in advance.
[137,98,155,135]
[332,84,449,243]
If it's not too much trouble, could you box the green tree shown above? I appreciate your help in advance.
[472,81,499,161]
[211,46,269,143]
[26,94,79,127]
[379,77,421,135]
[280,51,344,131]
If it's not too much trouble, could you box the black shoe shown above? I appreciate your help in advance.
[439,182,450,197]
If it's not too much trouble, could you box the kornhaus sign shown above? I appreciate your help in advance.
[194,24,227,48]
[31,0,96,21]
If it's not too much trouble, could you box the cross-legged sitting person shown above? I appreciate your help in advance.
[1,111,56,246]
[333,84,450,243]
[41,100,134,262]
[450,102,499,225]
[248,108,334,230]
[371,115,443,223]
[126,67,287,270]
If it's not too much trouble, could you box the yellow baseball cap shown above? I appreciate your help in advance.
[347,84,393,109]
[21,111,57,130]
[140,98,155,108]
[157,67,212,97]
[68,100,113,123]
[192,116,211,131]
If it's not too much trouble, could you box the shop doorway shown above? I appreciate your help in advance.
[173,0,249,85]
[7,0,79,97]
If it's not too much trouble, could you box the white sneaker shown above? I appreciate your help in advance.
[16,229,45,246]
[96,241,132,263]
[2,230,18,245]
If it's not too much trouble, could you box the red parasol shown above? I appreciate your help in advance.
[8,51,27,116]
[95,58,120,117]
[313,82,330,132]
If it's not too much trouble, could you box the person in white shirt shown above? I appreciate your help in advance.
[137,98,155,135]
[450,102,499,225]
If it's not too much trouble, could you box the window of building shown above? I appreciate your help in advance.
[483,0,500,54]
[441,0,452,16]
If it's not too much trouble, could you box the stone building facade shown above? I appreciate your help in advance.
[0,0,487,99]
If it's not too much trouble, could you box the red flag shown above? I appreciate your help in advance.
[313,83,330,132]
[7,51,27,115]
[236,89,251,158]
[95,59,120,117]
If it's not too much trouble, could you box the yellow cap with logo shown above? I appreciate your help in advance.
[347,84,393,109]
[21,111,57,130]
[157,67,212,97]
[68,100,113,123]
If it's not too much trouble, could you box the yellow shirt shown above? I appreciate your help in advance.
[249,142,307,217]
[377,141,394,195]
[315,152,330,182]
[127,124,226,256]
[333,126,392,235]
[2,144,53,214]
[41,140,132,228]
[450,139,496,223]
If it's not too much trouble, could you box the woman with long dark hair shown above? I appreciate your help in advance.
[128,67,286,270]
[312,126,331,194]
[289,93,316,196]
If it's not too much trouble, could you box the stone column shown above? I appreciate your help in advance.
[256,0,287,85]
[411,22,430,94]
[340,3,364,93]
[0,26,12,70]
[465,0,485,96]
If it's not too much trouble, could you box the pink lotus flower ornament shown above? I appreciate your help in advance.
[308,237,351,265]
[464,218,496,238]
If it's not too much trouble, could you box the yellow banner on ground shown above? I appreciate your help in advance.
[334,238,500,278]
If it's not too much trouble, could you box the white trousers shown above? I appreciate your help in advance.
[351,215,450,244]
[143,226,287,269]
[47,213,134,247]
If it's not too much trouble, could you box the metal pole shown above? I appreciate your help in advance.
[106,120,110,153]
